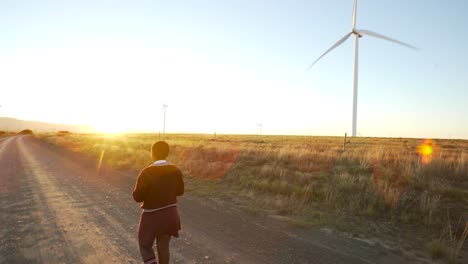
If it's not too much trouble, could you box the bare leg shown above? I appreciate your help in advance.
[156,235,171,264]
[138,238,156,263]
[138,214,156,263]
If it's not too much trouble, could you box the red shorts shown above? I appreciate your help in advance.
[138,206,181,243]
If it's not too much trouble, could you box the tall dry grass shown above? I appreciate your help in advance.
[41,133,468,257]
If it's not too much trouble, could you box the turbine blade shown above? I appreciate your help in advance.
[357,29,418,50]
[307,32,353,71]
[352,0,357,29]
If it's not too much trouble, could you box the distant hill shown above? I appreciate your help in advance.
[0,117,94,133]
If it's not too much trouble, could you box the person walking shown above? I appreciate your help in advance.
[133,141,184,264]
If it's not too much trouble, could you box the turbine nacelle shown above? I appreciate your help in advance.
[352,30,363,38]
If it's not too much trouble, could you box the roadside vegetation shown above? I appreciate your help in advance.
[57,130,71,136]
[0,130,17,137]
[18,129,33,135]
[40,133,467,262]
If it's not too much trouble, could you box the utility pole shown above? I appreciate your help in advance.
[162,104,168,136]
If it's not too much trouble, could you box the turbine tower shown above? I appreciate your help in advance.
[307,0,417,137]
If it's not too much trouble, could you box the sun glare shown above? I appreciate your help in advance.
[417,139,436,165]
[94,123,127,134]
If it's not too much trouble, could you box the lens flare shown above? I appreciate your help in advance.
[97,150,105,173]
[417,139,435,165]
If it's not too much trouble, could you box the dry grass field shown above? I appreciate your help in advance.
[40,133,468,261]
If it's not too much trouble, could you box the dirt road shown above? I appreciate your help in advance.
[0,135,423,263]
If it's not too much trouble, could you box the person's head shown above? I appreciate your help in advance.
[151,141,169,161]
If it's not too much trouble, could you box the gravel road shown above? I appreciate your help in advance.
[0,135,421,263]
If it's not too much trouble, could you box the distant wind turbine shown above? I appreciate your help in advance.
[256,123,263,136]
[307,0,418,137]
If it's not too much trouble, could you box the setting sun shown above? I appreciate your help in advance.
[94,122,127,134]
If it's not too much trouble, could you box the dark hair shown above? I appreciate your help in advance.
[152,141,169,160]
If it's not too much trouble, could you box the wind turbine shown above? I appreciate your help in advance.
[256,123,263,136]
[307,0,417,137]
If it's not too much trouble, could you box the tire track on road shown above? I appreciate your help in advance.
[1,136,79,263]
[17,136,199,263]
[17,136,138,263]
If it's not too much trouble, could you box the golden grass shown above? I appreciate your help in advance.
[40,133,468,256]
[428,239,448,259]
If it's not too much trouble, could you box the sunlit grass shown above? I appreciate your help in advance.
[40,132,468,258]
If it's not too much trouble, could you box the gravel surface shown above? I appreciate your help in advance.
[0,135,424,263]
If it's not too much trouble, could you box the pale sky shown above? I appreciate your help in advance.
[1,0,467,138]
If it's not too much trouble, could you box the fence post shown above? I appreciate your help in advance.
[343,133,347,152]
